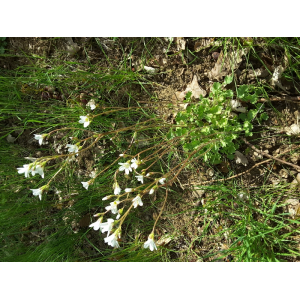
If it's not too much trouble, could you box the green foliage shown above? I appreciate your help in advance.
[167,76,262,164]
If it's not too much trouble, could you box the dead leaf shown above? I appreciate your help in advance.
[285,124,300,136]
[286,199,299,206]
[235,151,248,166]
[270,54,289,91]
[191,186,205,198]
[156,234,173,246]
[247,68,270,80]
[173,75,207,104]
[143,66,158,74]
[230,99,247,113]
[175,37,186,51]
[194,38,215,52]
[65,38,79,56]
[208,48,249,81]
[279,169,289,178]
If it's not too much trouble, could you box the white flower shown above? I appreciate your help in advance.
[30,188,43,201]
[105,200,120,214]
[125,188,133,193]
[131,158,140,169]
[66,144,79,155]
[146,173,150,177]
[159,178,166,184]
[89,218,102,231]
[118,162,132,175]
[87,99,96,110]
[99,218,114,236]
[31,164,44,178]
[102,195,112,201]
[17,164,32,178]
[132,195,143,208]
[79,116,91,127]
[144,236,157,251]
[149,188,155,195]
[34,134,44,146]
[81,181,90,190]
[116,209,123,220]
[113,182,121,195]
[135,175,144,184]
[119,154,124,157]
[104,233,120,248]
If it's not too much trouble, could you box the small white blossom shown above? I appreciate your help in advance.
[31,164,44,179]
[132,195,143,208]
[118,162,132,175]
[146,173,150,177]
[66,144,79,155]
[102,195,112,201]
[104,233,120,248]
[119,154,124,157]
[159,178,166,185]
[116,209,123,220]
[17,164,32,178]
[87,99,96,110]
[144,235,157,251]
[30,188,43,201]
[135,175,144,184]
[113,182,121,195]
[149,188,155,195]
[34,134,44,146]
[81,181,90,190]
[79,116,91,127]
[131,158,140,169]
[99,218,114,236]
[105,200,120,214]
[125,188,133,193]
[89,218,102,231]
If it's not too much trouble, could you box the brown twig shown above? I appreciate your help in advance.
[242,138,300,171]
[192,144,300,186]
[258,96,300,102]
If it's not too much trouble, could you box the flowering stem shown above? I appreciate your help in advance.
[152,188,168,232]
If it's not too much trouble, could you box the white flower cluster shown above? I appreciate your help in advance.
[17,163,45,179]
[19,130,161,252]
[118,158,141,175]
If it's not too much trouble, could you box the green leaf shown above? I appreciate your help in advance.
[247,109,258,120]
[212,82,222,94]
[209,105,223,115]
[224,90,233,99]
[237,85,249,99]
[239,113,246,121]
[167,129,175,140]
[260,112,269,121]
[185,91,192,102]
[224,75,233,85]
[244,94,257,104]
